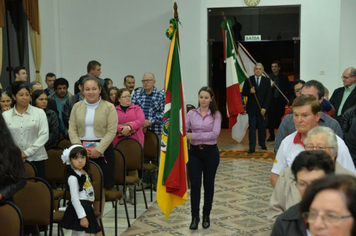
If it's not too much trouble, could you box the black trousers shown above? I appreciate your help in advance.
[268,97,286,137]
[187,144,220,218]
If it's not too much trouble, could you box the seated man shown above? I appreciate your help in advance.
[268,126,356,223]
[270,95,355,187]
[275,80,342,153]
[270,150,334,236]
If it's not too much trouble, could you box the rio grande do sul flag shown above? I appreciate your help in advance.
[157,18,188,220]
[221,19,250,142]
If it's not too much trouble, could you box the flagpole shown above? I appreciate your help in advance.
[174,2,179,44]
[222,12,265,119]
[238,42,290,104]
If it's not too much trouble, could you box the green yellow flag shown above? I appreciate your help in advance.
[157,18,188,220]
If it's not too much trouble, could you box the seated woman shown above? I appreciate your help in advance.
[112,88,144,205]
[2,82,49,179]
[108,86,119,105]
[268,126,356,223]
[0,113,26,202]
[112,88,145,147]
[270,151,334,236]
[0,89,13,113]
[300,175,356,236]
[69,77,118,189]
[32,90,59,150]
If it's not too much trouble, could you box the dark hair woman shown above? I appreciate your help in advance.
[0,113,26,201]
[68,77,118,189]
[2,82,49,179]
[32,90,59,150]
[186,86,221,230]
[300,175,356,236]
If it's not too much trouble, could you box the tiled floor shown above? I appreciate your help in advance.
[55,129,276,236]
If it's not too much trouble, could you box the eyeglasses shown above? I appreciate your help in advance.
[305,145,333,151]
[295,181,309,190]
[294,87,302,93]
[141,79,154,83]
[301,212,352,225]
[341,76,352,80]
[120,95,131,99]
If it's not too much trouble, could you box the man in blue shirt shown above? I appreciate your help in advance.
[132,72,165,189]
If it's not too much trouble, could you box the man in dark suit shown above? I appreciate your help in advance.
[242,63,272,153]
[330,67,356,122]
[267,62,292,141]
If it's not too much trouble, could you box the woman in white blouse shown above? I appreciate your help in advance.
[3,82,49,179]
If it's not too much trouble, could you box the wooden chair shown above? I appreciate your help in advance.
[57,139,71,149]
[116,137,148,218]
[104,148,130,235]
[14,177,53,236]
[186,104,196,113]
[90,160,105,236]
[143,130,160,202]
[24,160,37,178]
[46,147,66,202]
[0,200,23,236]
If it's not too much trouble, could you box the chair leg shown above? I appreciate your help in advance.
[114,200,118,236]
[134,185,137,219]
[100,218,105,236]
[123,198,131,227]
[150,172,153,202]
[141,183,148,209]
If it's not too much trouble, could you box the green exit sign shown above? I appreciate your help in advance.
[245,35,261,41]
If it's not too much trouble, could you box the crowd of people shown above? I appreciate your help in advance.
[1,60,356,235]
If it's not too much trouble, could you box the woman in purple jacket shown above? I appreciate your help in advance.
[113,88,145,147]
[186,86,221,230]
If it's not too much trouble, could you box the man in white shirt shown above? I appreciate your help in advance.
[270,94,355,187]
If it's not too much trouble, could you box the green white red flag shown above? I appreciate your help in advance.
[221,19,249,142]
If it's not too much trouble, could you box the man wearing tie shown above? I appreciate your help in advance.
[242,63,272,153]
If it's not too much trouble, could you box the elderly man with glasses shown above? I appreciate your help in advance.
[268,126,356,224]
[270,94,355,188]
[131,72,165,190]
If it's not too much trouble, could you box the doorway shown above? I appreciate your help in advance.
[208,6,300,128]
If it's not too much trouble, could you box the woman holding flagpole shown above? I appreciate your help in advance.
[186,86,221,230]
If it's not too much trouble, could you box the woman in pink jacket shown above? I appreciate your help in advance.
[113,88,145,204]
[113,88,145,148]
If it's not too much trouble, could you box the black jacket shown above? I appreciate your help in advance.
[62,94,81,129]
[271,204,307,236]
[45,108,59,150]
[0,163,26,201]
[242,75,272,115]
[330,86,356,121]
[339,106,356,139]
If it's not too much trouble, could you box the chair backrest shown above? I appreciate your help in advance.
[115,138,143,174]
[89,161,104,218]
[114,148,126,187]
[57,139,71,149]
[24,160,37,178]
[13,177,53,235]
[45,147,65,183]
[144,130,160,162]
[186,104,196,113]
[0,200,23,236]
